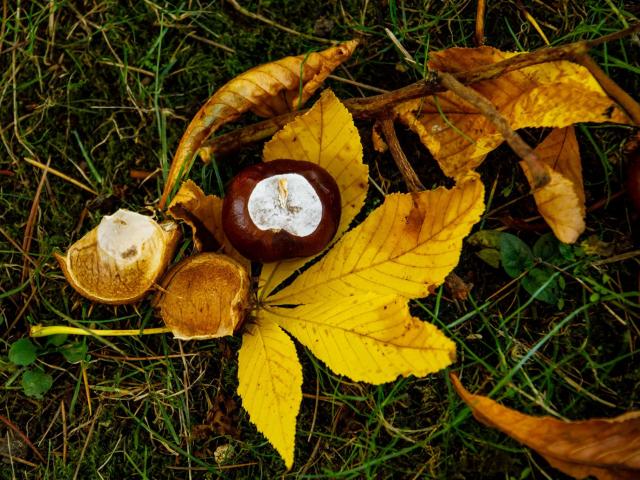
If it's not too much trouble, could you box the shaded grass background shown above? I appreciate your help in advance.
[1,0,639,478]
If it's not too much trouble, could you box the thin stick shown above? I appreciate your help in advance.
[72,407,101,480]
[30,325,171,337]
[437,71,549,188]
[21,157,49,282]
[200,24,640,157]
[380,118,425,191]
[226,0,333,44]
[81,363,92,416]
[97,60,155,77]
[61,401,68,465]
[23,157,97,195]
[0,414,45,463]
[93,352,198,361]
[575,53,640,125]
[475,0,486,46]
[186,32,236,54]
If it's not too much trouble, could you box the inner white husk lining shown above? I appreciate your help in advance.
[97,209,157,261]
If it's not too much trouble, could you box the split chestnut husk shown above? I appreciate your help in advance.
[157,253,250,340]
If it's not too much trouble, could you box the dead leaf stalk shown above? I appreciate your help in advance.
[226,0,333,44]
[574,53,640,125]
[379,118,425,192]
[437,71,550,189]
[0,414,45,463]
[475,0,486,46]
[202,24,640,158]
[21,156,50,282]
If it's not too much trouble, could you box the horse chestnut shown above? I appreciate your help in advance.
[222,160,341,262]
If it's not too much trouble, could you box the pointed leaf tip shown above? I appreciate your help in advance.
[238,318,302,468]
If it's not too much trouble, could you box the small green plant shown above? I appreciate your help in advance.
[7,336,88,399]
[468,231,578,306]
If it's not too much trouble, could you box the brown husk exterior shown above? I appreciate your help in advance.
[157,253,250,340]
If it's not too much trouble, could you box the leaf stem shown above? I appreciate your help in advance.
[200,23,640,158]
[379,117,425,192]
[574,53,640,125]
[436,71,550,188]
[30,325,171,338]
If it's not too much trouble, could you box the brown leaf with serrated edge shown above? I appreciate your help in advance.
[159,40,358,208]
[521,127,585,243]
[451,373,640,480]
[167,180,250,270]
[395,46,629,180]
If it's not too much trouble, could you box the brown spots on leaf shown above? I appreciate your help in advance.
[603,105,615,119]
[404,200,426,236]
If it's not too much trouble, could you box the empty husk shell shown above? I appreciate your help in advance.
[157,253,250,340]
[55,209,180,304]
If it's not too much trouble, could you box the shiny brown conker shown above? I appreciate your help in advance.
[222,160,341,262]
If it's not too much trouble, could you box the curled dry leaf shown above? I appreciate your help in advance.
[167,180,250,269]
[521,127,585,243]
[451,373,640,480]
[55,209,179,304]
[395,46,630,180]
[371,120,389,153]
[160,40,358,208]
[157,253,249,340]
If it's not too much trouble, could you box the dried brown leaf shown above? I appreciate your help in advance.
[167,180,250,269]
[521,127,585,243]
[160,40,358,208]
[395,46,629,180]
[371,121,388,153]
[451,373,640,480]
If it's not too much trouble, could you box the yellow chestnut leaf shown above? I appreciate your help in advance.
[160,40,358,208]
[237,317,302,470]
[520,127,585,243]
[259,89,368,297]
[395,46,630,180]
[261,293,455,384]
[266,174,484,305]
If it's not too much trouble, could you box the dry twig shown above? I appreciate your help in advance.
[574,53,640,125]
[437,71,549,188]
[379,118,425,192]
[475,0,486,46]
[200,24,640,158]
[226,0,333,44]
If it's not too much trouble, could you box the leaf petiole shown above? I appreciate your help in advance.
[30,325,171,338]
